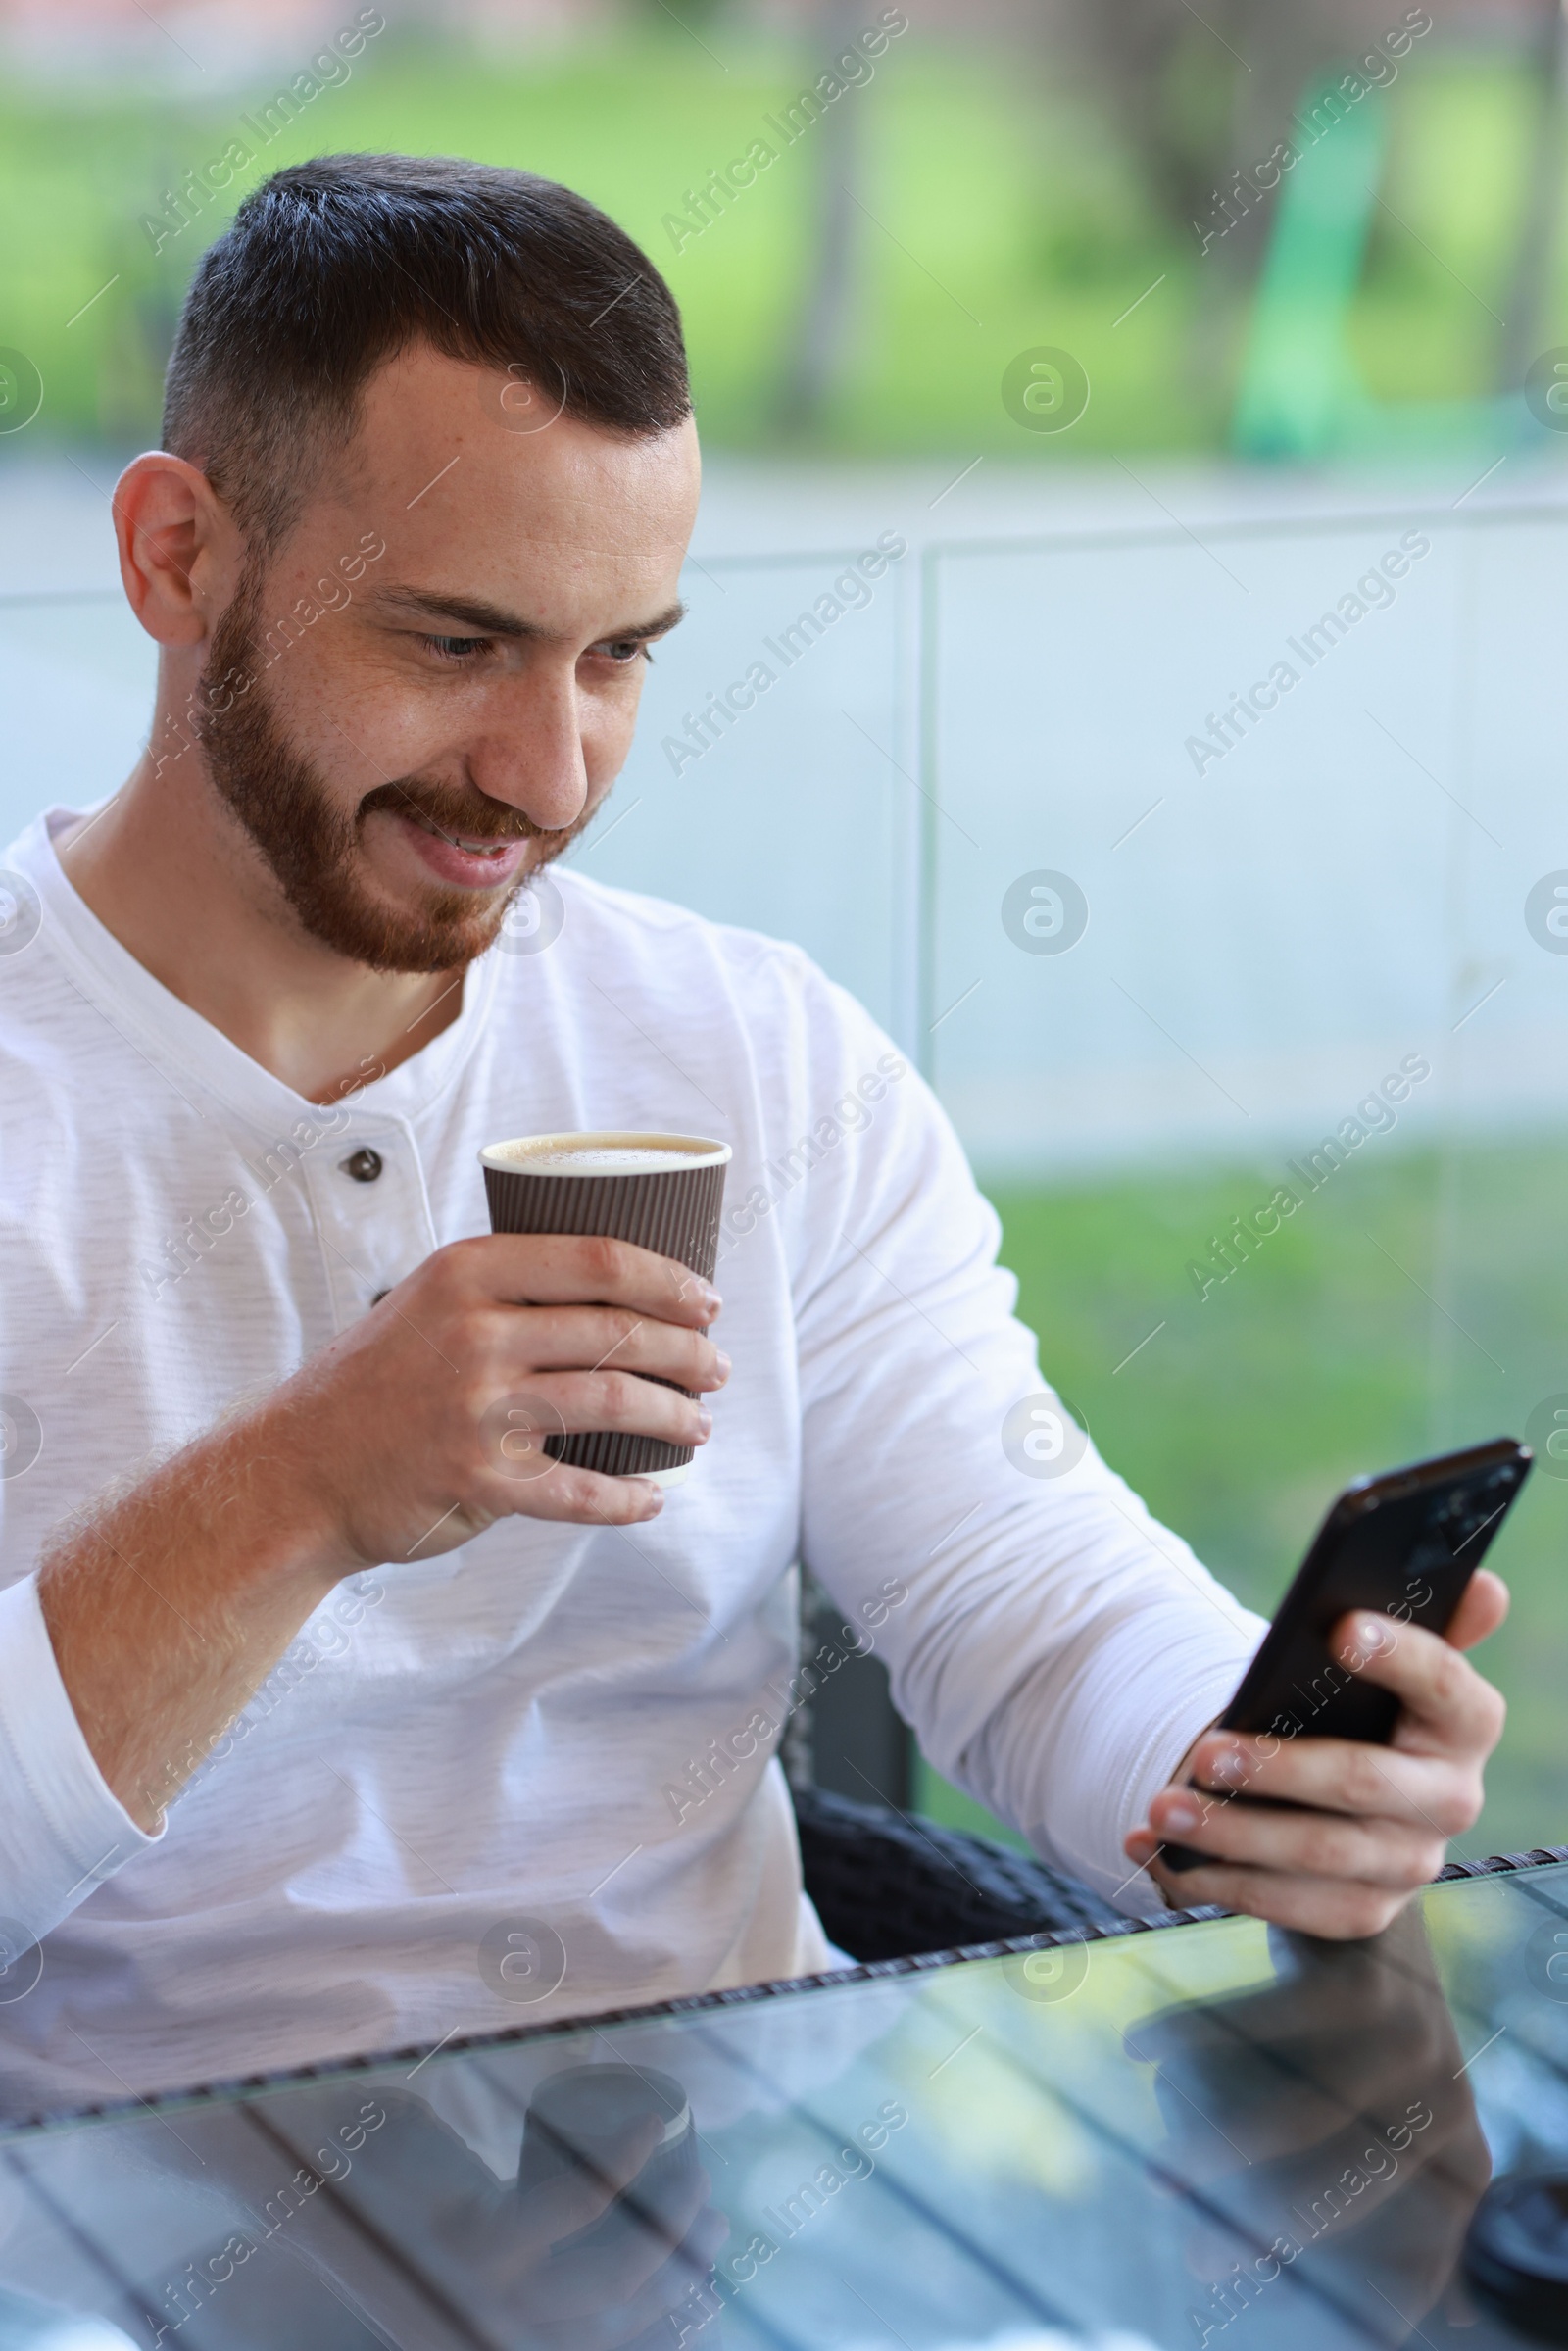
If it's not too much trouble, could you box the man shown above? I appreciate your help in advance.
[0,155,1506,2113]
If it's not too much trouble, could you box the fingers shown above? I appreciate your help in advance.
[500,1303,728,1394]
[469,1234,724,1331]
[1185,1730,1480,1837]
[464,1365,706,1525]
[303,1233,733,1561]
[1326,1611,1506,1762]
[1122,1597,1509,1940]
[1125,1832,1418,1940]
[485,1461,668,1527]
[1136,1782,1446,1890]
[487,1369,711,1452]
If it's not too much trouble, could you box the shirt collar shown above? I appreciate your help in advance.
[7,805,503,1141]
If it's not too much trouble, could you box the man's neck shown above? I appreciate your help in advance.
[56,757,467,1105]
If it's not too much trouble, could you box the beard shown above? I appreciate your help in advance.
[195,569,590,974]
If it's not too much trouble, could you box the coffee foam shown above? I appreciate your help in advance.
[481,1132,730,1178]
[506,1146,698,1174]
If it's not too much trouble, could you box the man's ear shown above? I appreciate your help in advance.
[112,452,244,650]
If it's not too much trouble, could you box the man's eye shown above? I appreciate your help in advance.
[417,633,492,661]
[594,640,653,666]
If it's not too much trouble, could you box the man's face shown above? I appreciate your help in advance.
[196,345,700,972]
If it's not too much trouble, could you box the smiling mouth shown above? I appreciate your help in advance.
[408,809,518,858]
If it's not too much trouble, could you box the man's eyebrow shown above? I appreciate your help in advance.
[370,586,688,642]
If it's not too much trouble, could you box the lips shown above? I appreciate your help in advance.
[392,808,530,891]
[415,810,514,856]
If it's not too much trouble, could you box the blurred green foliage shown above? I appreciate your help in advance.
[0,26,1550,456]
[918,1144,1568,1863]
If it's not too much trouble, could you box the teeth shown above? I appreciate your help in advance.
[416,813,508,856]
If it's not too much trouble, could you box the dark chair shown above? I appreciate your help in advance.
[790,1577,1228,1963]
[791,1785,1222,1963]
[794,1788,1568,1968]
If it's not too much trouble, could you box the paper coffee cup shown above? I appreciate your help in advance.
[479,1131,731,1488]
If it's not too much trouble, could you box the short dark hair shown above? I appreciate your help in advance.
[163,152,691,552]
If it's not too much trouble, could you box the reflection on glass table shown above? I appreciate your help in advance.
[2,1858,1568,2348]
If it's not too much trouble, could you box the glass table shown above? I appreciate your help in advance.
[3,1855,1568,2349]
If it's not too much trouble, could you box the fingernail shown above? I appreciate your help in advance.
[1162,1792,1200,1832]
[713,1350,732,1380]
[1207,1740,1247,1788]
[698,1283,722,1318]
[695,1406,712,1439]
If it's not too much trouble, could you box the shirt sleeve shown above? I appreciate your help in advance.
[0,1574,160,1936]
[776,960,1267,1913]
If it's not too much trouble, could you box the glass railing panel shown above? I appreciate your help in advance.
[923,509,1568,1855]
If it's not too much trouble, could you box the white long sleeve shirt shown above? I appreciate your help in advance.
[0,806,1263,2115]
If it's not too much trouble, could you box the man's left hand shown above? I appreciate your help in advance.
[1123,1570,1509,1937]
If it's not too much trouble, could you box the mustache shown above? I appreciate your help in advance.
[358,778,570,845]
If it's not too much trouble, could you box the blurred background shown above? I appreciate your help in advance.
[5,0,1568,1859]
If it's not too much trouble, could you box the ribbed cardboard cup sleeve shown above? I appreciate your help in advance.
[481,1139,729,1482]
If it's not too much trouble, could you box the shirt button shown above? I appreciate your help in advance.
[341,1148,384,1184]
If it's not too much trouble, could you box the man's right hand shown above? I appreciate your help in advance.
[35,1236,727,1836]
[280,1233,730,1568]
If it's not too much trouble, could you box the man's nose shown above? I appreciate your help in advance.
[465,665,587,833]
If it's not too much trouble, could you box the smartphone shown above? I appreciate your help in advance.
[1160,1437,1531,1873]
